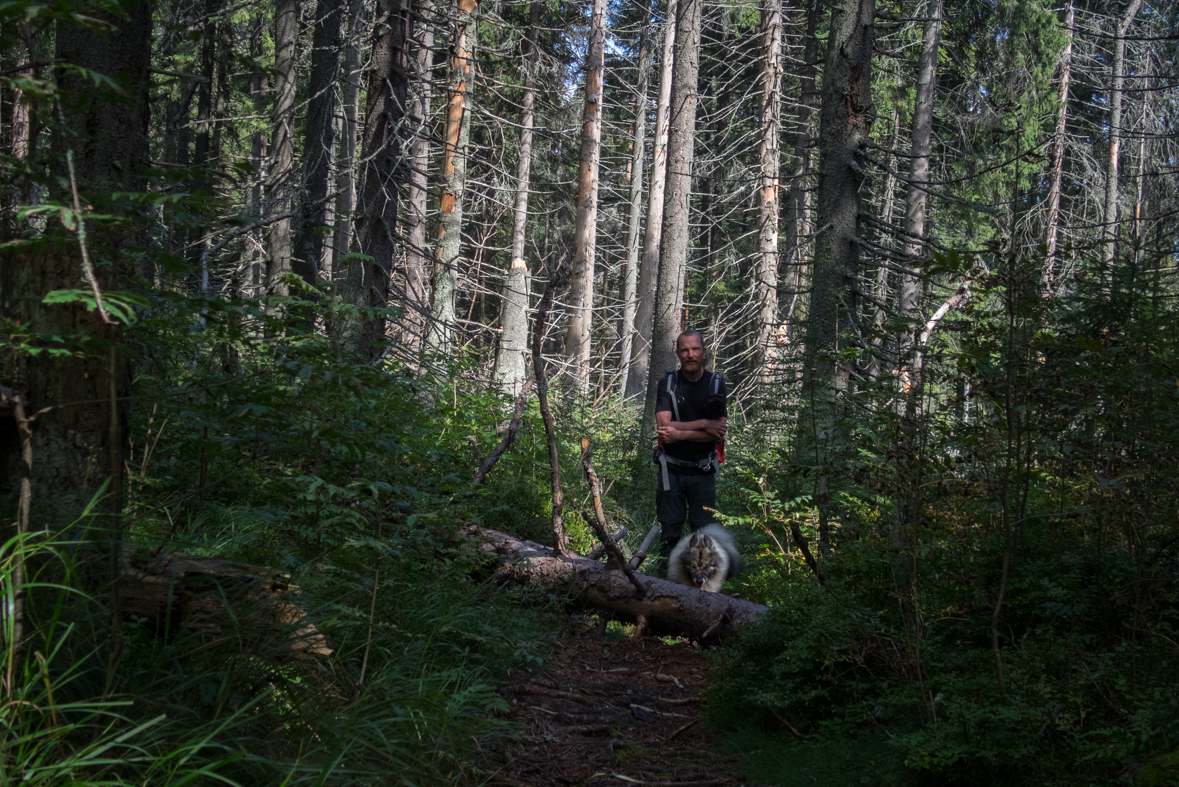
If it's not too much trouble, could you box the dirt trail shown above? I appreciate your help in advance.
[486,625,749,787]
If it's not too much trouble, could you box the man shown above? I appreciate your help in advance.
[654,329,727,555]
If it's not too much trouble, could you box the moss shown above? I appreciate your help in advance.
[1137,749,1179,787]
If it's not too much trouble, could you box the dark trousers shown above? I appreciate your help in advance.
[656,470,716,555]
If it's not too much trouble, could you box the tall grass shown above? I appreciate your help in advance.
[0,498,553,786]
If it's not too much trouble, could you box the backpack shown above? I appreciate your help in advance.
[653,370,725,491]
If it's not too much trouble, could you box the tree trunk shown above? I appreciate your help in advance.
[794,0,876,550]
[404,0,436,349]
[752,0,783,383]
[295,0,344,286]
[332,0,365,280]
[867,81,901,381]
[562,0,608,387]
[493,0,541,395]
[780,0,821,346]
[427,0,480,359]
[266,0,298,296]
[625,0,678,402]
[477,528,768,641]
[354,0,414,358]
[1100,0,1142,272]
[896,0,943,383]
[17,1,151,500]
[616,20,652,399]
[247,21,269,290]
[640,0,703,441]
[1042,1,1073,292]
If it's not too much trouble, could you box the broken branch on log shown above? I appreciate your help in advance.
[628,525,661,570]
[586,526,628,561]
[581,510,645,598]
[475,527,767,641]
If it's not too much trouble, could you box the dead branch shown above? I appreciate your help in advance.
[581,510,646,598]
[472,374,536,486]
[587,526,628,561]
[532,263,569,554]
[628,525,661,570]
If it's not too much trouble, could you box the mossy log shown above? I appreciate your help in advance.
[474,527,768,642]
[117,546,331,659]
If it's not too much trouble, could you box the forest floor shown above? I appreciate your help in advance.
[484,622,753,787]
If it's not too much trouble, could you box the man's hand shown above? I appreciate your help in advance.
[657,424,685,443]
[703,419,727,440]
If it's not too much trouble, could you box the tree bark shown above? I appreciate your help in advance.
[247,20,269,289]
[563,0,609,386]
[625,0,678,402]
[752,0,783,383]
[476,528,768,641]
[1100,0,1142,272]
[493,1,541,395]
[896,0,943,384]
[428,0,479,359]
[780,0,821,346]
[617,19,652,399]
[19,1,150,501]
[354,0,414,358]
[641,0,703,442]
[266,0,298,296]
[295,0,344,286]
[332,0,365,280]
[1042,1,1073,292]
[533,267,570,553]
[794,0,876,549]
[404,0,436,349]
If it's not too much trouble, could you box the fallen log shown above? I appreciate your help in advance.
[474,527,767,642]
[116,546,331,660]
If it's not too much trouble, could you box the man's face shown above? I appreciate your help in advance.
[676,334,705,373]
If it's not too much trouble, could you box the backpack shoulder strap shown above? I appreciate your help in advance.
[665,371,681,422]
[710,371,722,396]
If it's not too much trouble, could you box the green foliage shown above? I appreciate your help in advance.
[711,249,1179,786]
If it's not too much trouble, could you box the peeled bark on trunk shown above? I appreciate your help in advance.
[1100,0,1142,271]
[640,0,702,442]
[295,0,344,286]
[617,20,652,399]
[752,0,783,383]
[794,0,876,550]
[266,0,298,296]
[428,0,479,359]
[625,0,678,402]
[332,0,365,278]
[493,0,541,395]
[896,0,942,382]
[403,0,435,349]
[354,0,414,359]
[563,0,609,386]
[1042,1,1073,292]
[477,528,768,641]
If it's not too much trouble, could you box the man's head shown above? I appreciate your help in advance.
[675,330,706,376]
